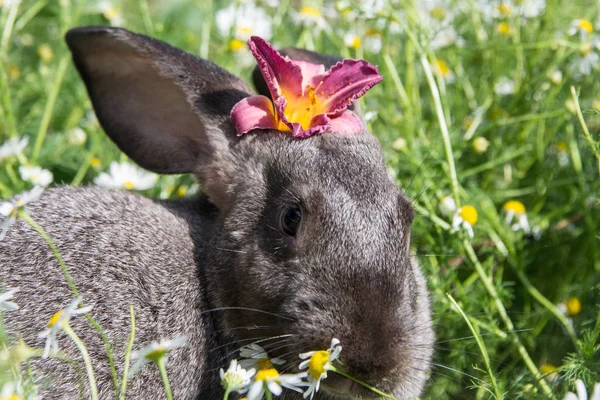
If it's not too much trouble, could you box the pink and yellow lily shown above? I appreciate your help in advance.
[231,36,382,138]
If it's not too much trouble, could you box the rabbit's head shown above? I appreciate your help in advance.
[66,27,434,399]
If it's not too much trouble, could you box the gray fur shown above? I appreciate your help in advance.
[0,27,433,399]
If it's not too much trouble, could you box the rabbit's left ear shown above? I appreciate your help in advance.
[66,26,255,175]
[251,47,362,116]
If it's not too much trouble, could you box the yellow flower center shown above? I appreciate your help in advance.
[1,395,24,400]
[257,358,273,370]
[48,310,64,328]
[176,186,188,197]
[349,36,362,49]
[429,7,446,21]
[255,368,279,382]
[496,22,511,36]
[592,100,600,111]
[365,28,382,37]
[146,346,167,363]
[578,19,593,33]
[540,363,556,376]
[299,6,322,17]
[103,7,119,21]
[283,85,323,130]
[566,297,581,316]
[90,157,101,168]
[38,44,54,63]
[123,181,135,190]
[434,59,451,78]
[496,4,511,16]
[556,141,568,152]
[8,64,20,81]
[229,39,246,52]
[503,200,526,214]
[308,350,330,379]
[459,205,478,226]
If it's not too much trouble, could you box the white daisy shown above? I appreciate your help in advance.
[503,200,531,233]
[439,195,457,217]
[220,359,255,394]
[0,0,21,10]
[568,19,594,39]
[97,1,124,26]
[0,186,44,241]
[68,127,87,146]
[494,76,516,96]
[94,161,157,191]
[298,338,342,399]
[129,336,187,377]
[451,205,478,238]
[429,27,465,50]
[0,136,28,161]
[19,165,53,187]
[245,368,307,400]
[568,48,600,78]
[216,2,273,41]
[564,379,600,400]
[0,288,19,311]
[239,343,285,371]
[293,6,329,32]
[38,296,93,358]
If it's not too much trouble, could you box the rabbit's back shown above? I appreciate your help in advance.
[0,186,212,399]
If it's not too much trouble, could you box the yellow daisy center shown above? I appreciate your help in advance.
[592,100,600,111]
[255,368,279,382]
[429,7,446,20]
[496,22,511,36]
[578,19,593,33]
[38,44,54,63]
[434,59,451,78]
[308,350,330,380]
[299,6,322,17]
[90,157,101,168]
[146,346,167,363]
[257,358,273,370]
[123,181,135,190]
[229,39,246,52]
[496,4,511,16]
[556,141,568,152]
[459,205,478,226]
[176,186,188,197]
[2,395,24,400]
[349,36,362,49]
[503,200,526,214]
[103,7,118,21]
[48,310,64,328]
[566,297,581,316]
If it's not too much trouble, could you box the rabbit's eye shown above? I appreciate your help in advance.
[281,206,302,237]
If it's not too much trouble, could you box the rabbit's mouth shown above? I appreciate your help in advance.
[320,374,382,399]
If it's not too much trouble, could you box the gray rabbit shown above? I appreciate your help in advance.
[0,27,434,399]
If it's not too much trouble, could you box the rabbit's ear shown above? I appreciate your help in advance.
[66,26,254,175]
[252,47,362,116]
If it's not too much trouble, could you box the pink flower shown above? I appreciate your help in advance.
[231,36,382,138]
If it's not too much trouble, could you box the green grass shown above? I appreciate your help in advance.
[1,0,600,399]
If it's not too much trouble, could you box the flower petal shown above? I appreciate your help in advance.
[291,113,331,138]
[296,60,326,88]
[311,59,382,114]
[248,36,304,102]
[328,110,364,135]
[231,95,279,135]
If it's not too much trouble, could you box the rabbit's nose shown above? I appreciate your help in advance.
[339,336,399,382]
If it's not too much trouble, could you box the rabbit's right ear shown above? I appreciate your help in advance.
[66,26,254,176]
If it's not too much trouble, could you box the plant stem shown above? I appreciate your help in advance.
[64,324,99,400]
[330,366,397,399]
[570,86,600,174]
[222,388,231,400]
[447,293,502,399]
[19,210,120,393]
[265,388,273,400]
[119,306,136,400]
[462,240,554,398]
[32,55,69,162]
[156,357,173,400]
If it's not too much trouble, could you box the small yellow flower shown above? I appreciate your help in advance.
[503,200,530,233]
[229,39,246,52]
[473,137,490,154]
[344,33,362,49]
[299,6,321,17]
[90,157,101,168]
[299,338,342,399]
[176,186,188,198]
[503,200,526,214]
[8,64,20,81]
[429,7,446,21]
[433,58,454,82]
[459,205,478,226]
[37,44,54,63]
[496,3,511,17]
[496,22,512,36]
[592,100,600,111]
[540,364,558,381]
[566,297,581,316]
[556,141,569,152]
[577,19,593,34]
